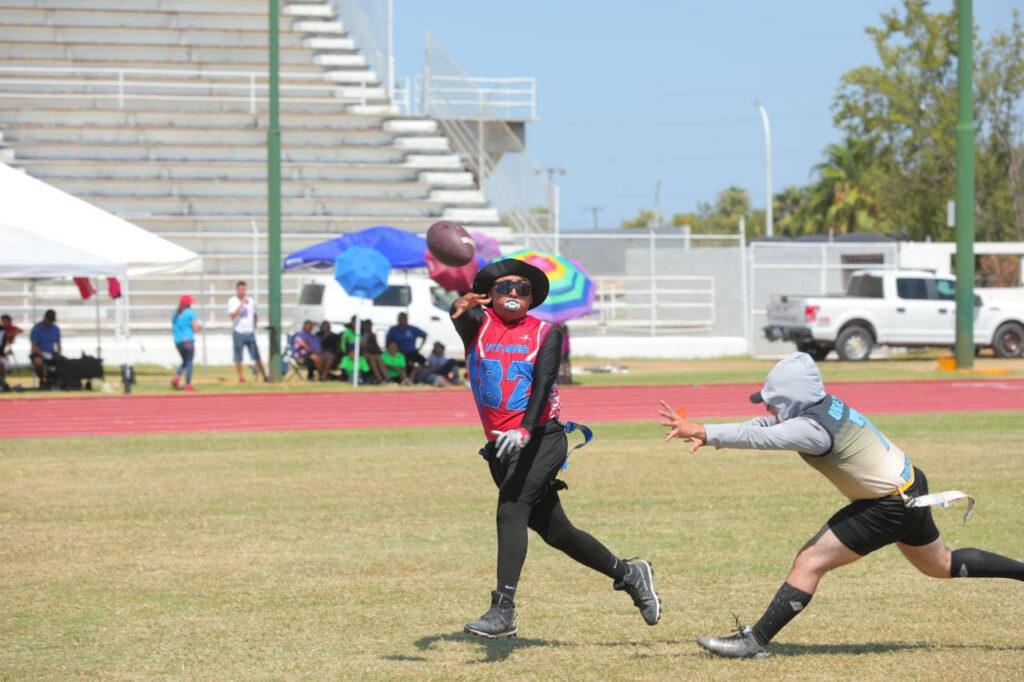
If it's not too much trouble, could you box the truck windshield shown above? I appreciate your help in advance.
[847,275,883,298]
[373,285,411,307]
[431,287,459,311]
[299,283,324,305]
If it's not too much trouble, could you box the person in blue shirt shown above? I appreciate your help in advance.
[385,312,427,366]
[29,309,62,385]
[172,295,202,392]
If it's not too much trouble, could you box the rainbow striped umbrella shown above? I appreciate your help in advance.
[500,249,596,323]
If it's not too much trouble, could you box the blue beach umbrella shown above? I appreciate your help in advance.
[334,246,391,299]
[334,246,391,387]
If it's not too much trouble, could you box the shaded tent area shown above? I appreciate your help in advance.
[0,163,200,387]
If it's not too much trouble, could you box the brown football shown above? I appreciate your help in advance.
[426,220,476,267]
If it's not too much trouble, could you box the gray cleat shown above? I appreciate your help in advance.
[613,559,662,625]
[697,625,767,659]
[464,590,518,639]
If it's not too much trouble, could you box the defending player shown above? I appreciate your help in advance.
[658,352,1024,659]
[451,259,661,638]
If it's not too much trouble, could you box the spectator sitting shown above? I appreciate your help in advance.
[411,356,454,388]
[29,309,62,387]
[294,320,334,381]
[380,339,408,384]
[340,344,371,384]
[426,341,461,384]
[340,315,358,355]
[319,321,342,372]
[359,319,389,384]
[1,313,23,392]
[385,312,427,366]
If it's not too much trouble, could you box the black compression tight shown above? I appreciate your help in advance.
[496,488,624,592]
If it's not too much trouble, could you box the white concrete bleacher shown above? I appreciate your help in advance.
[0,0,505,352]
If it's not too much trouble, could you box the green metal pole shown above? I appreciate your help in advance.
[268,0,282,381]
[954,0,975,369]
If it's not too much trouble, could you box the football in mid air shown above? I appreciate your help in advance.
[426,220,476,267]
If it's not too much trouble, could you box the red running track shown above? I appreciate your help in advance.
[2,379,1023,439]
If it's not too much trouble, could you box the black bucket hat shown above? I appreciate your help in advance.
[472,259,549,309]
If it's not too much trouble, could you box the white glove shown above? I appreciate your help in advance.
[491,428,531,459]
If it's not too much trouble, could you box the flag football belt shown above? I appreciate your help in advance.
[904,490,976,523]
[561,421,593,470]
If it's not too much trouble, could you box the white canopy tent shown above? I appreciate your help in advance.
[0,162,200,276]
[0,222,127,279]
[0,163,201,378]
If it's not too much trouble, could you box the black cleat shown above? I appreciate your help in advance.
[464,590,518,639]
[613,559,662,625]
[697,625,767,659]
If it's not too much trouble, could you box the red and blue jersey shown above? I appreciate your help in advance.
[466,308,561,436]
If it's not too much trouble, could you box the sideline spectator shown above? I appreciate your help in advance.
[294,320,333,381]
[227,281,268,383]
[30,309,62,387]
[359,319,389,384]
[380,339,408,383]
[171,296,201,392]
[340,344,371,383]
[386,312,427,366]
[426,341,460,384]
[319,321,342,372]
[557,322,573,385]
[1,313,23,392]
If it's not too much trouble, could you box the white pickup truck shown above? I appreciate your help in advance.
[764,269,1024,361]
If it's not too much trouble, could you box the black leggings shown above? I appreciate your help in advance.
[488,422,620,587]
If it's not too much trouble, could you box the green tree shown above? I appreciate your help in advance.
[832,0,1024,240]
[813,137,886,234]
[620,209,660,229]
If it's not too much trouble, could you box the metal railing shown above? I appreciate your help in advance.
[572,275,716,334]
[0,66,385,112]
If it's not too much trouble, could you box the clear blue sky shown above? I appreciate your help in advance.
[392,1,1022,231]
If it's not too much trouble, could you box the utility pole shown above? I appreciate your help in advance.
[757,101,774,238]
[267,0,282,381]
[583,206,603,230]
[954,0,975,369]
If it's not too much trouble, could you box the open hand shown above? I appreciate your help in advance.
[657,400,707,453]
[451,292,491,319]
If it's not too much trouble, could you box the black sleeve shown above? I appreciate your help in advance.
[449,302,485,349]
[520,327,563,433]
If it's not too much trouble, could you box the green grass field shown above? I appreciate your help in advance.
[2,413,1023,679]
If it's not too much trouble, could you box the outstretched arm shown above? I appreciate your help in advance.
[657,401,830,455]
[449,293,490,348]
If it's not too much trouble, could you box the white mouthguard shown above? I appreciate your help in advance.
[503,299,522,312]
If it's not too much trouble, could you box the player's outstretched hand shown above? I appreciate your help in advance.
[451,292,492,319]
[491,428,530,459]
[657,400,707,453]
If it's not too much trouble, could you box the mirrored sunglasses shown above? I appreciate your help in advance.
[493,280,532,297]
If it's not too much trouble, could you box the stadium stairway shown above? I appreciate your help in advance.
[0,0,508,349]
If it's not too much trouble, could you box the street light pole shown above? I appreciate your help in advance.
[954,0,975,369]
[540,167,566,253]
[267,0,282,382]
[757,101,774,238]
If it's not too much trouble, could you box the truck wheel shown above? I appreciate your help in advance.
[797,342,831,361]
[836,325,873,362]
[992,322,1024,359]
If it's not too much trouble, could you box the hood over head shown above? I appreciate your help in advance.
[749,352,826,421]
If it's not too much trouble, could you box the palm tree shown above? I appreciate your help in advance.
[812,138,882,234]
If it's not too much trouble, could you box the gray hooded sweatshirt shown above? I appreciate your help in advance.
[704,352,913,500]
[704,352,831,455]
